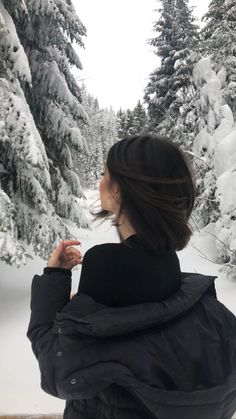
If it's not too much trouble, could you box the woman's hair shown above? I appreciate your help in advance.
[91,134,196,254]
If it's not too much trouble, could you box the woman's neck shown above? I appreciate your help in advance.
[116,212,137,241]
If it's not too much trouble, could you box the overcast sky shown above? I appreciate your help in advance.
[72,0,210,111]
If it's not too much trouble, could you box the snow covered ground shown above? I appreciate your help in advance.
[0,189,235,415]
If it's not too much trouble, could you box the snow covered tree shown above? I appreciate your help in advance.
[116,102,149,139]
[75,86,118,190]
[191,56,236,278]
[157,51,202,149]
[76,87,103,188]
[124,109,134,136]
[201,0,226,59]
[0,0,89,265]
[117,109,127,139]
[100,106,118,161]
[0,1,51,264]
[0,184,31,265]
[131,101,150,134]
[145,0,200,132]
[202,0,236,118]
[145,0,176,128]
[10,0,89,222]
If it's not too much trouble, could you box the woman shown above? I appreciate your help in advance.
[27,134,236,419]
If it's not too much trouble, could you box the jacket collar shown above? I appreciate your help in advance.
[53,272,217,337]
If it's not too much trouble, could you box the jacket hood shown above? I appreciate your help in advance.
[53,272,217,337]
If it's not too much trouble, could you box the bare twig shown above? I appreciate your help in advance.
[183,149,217,177]
[203,229,234,255]
[190,242,219,265]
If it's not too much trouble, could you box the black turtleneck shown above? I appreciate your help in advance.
[78,234,181,307]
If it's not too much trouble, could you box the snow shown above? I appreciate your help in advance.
[217,66,227,86]
[191,222,219,263]
[192,55,236,268]
[13,83,49,171]
[0,188,29,266]
[200,77,222,121]
[193,126,212,155]
[193,58,234,151]
[43,101,85,151]
[193,59,231,156]
[216,169,236,215]
[56,177,72,219]
[193,57,235,153]
[35,61,88,123]
[212,104,234,147]
[193,57,215,85]
[0,3,31,83]
[228,81,236,99]
[0,77,50,178]
[213,129,236,176]
[28,0,61,17]
[0,189,235,415]
[174,58,182,70]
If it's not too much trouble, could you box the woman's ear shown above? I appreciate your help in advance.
[109,179,120,196]
[112,184,121,202]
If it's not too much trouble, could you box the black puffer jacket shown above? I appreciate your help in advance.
[27,268,236,419]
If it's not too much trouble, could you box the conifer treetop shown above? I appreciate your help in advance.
[145,0,200,128]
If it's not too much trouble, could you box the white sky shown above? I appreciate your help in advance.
[72,0,210,111]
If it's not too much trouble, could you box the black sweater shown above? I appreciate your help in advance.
[78,234,181,307]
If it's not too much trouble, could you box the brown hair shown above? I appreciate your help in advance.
[91,134,196,254]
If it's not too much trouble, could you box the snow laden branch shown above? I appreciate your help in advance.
[0,2,31,83]
[191,56,236,278]
[0,0,90,265]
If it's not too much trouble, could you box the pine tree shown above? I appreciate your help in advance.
[117,108,127,139]
[98,107,118,167]
[75,86,103,189]
[116,102,149,139]
[201,0,225,56]
[11,0,89,223]
[0,1,53,264]
[124,109,134,136]
[157,51,201,149]
[191,56,236,262]
[0,0,89,264]
[132,101,149,134]
[76,86,118,189]
[144,0,199,131]
[202,0,236,117]
[145,0,176,127]
[190,54,236,278]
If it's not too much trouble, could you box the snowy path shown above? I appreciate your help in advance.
[0,190,235,415]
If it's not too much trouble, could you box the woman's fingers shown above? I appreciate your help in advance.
[47,241,64,267]
[63,240,81,247]
[63,256,81,270]
[62,241,82,260]
[64,246,82,259]
[47,240,82,268]
[61,245,83,269]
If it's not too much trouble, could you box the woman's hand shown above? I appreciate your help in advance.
[47,240,83,270]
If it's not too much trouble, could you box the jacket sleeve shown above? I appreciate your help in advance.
[26,266,72,398]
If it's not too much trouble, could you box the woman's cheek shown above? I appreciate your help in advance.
[99,180,105,209]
